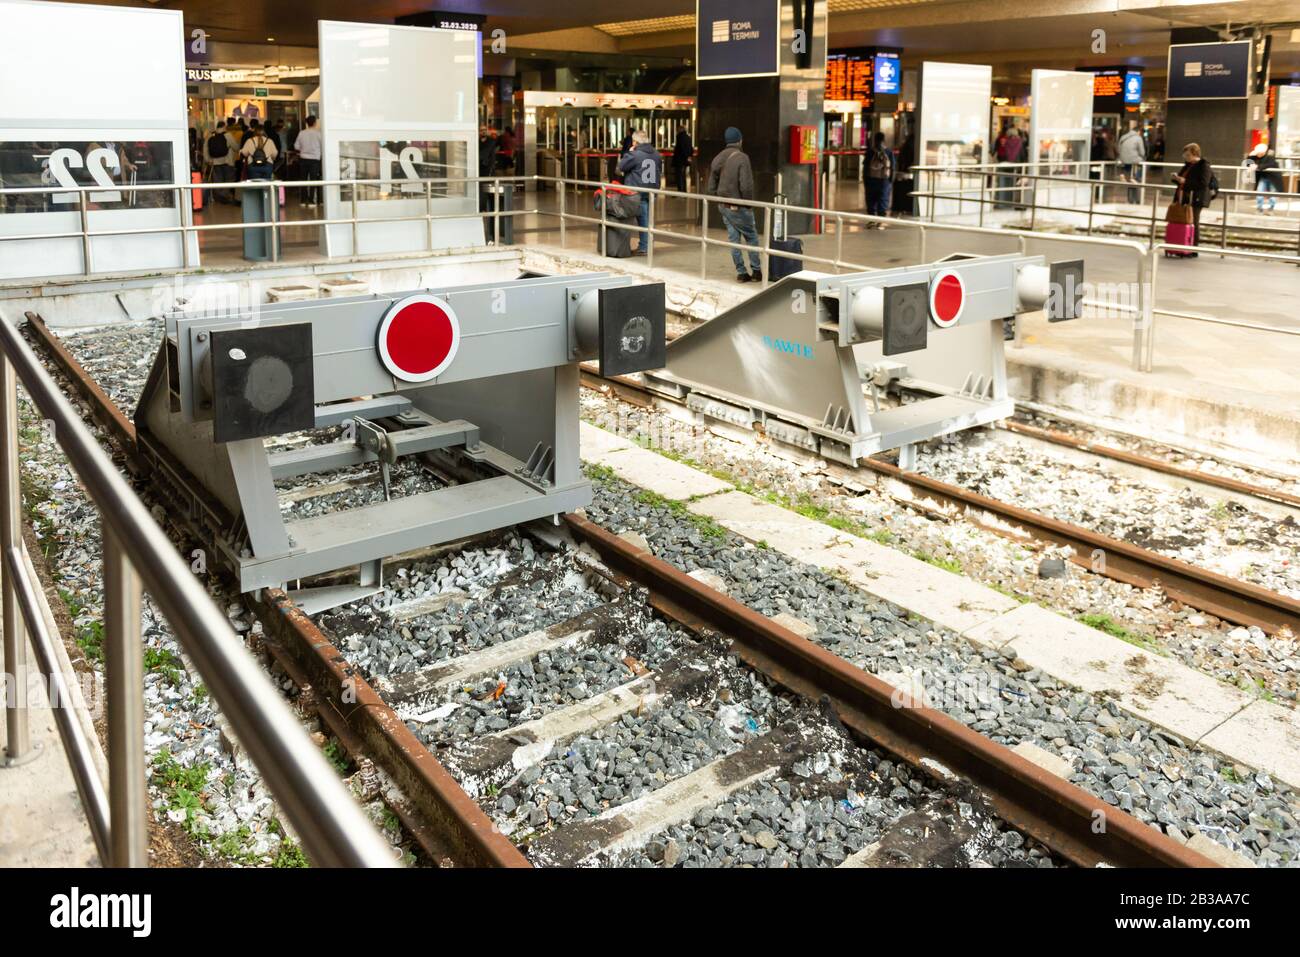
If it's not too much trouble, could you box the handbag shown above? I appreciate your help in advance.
[1165,193,1193,225]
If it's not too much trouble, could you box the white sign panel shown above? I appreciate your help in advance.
[1030,69,1093,211]
[0,0,197,280]
[319,21,480,257]
[916,62,992,218]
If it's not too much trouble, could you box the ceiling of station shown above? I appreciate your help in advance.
[60,0,1300,80]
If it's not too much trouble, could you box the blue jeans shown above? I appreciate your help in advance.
[635,196,650,252]
[1121,163,1143,204]
[1257,178,1278,211]
[866,178,892,217]
[720,206,761,275]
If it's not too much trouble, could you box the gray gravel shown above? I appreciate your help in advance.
[583,466,1300,867]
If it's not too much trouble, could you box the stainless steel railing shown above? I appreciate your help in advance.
[0,312,396,868]
[2,171,1295,375]
[910,162,1300,253]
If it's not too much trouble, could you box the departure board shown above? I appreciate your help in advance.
[826,52,874,107]
[1092,72,1123,99]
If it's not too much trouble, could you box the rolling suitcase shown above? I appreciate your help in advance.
[767,191,803,278]
[191,170,204,211]
[1163,221,1195,256]
[769,237,804,279]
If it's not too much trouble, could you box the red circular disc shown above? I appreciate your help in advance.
[377,295,461,382]
[929,272,965,327]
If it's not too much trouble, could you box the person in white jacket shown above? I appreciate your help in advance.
[1117,121,1146,205]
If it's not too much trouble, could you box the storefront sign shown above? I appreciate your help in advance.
[696,0,780,80]
[1168,41,1251,100]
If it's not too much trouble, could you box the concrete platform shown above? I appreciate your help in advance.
[0,628,100,867]
[578,424,1300,788]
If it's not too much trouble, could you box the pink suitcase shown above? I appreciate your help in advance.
[1164,221,1196,256]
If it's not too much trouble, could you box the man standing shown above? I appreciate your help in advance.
[864,131,895,226]
[294,115,323,207]
[204,120,239,204]
[706,127,762,283]
[617,130,663,256]
[1117,120,1146,204]
[672,125,693,193]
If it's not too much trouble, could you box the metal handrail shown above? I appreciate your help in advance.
[5,171,1297,376]
[0,313,396,868]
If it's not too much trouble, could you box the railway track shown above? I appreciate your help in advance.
[577,365,1300,637]
[21,310,1216,868]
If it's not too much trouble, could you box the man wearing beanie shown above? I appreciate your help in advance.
[706,127,763,283]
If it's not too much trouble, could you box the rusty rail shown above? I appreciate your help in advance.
[26,310,1217,867]
[564,514,1216,868]
[23,310,527,868]
[579,367,1300,636]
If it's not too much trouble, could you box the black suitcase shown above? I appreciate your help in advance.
[601,221,633,258]
[769,236,804,279]
[891,177,914,214]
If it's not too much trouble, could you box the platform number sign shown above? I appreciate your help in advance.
[47,146,123,204]
[376,294,461,382]
[928,270,966,327]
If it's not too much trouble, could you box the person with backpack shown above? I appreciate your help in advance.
[1171,142,1214,254]
[617,130,663,256]
[240,125,278,183]
[864,131,896,226]
[204,120,239,205]
[705,127,762,283]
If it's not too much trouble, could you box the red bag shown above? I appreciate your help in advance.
[1164,221,1195,256]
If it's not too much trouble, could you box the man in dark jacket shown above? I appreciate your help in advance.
[617,130,662,255]
[672,126,693,193]
[478,126,500,242]
[1249,143,1282,213]
[706,127,762,282]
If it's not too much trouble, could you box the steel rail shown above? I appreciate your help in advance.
[23,311,529,868]
[1001,420,1300,510]
[563,514,1216,868]
[577,367,1300,636]
[0,314,396,867]
[26,310,1222,867]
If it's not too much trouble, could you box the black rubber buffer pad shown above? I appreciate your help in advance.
[210,323,315,443]
[598,283,667,377]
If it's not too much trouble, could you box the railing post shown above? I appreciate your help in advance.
[78,190,93,276]
[979,173,986,227]
[1087,178,1095,236]
[493,177,501,247]
[600,181,607,257]
[835,212,843,272]
[646,187,654,270]
[103,525,147,867]
[761,205,771,284]
[350,188,359,257]
[177,187,191,269]
[1149,187,1159,248]
[267,183,280,263]
[699,198,708,279]
[426,179,435,252]
[0,352,31,767]
[559,178,566,248]
[1220,189,1228,254]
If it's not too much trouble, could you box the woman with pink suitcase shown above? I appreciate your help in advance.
[1166,144,1214,258]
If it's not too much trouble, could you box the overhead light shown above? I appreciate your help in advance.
[266,36,276,42]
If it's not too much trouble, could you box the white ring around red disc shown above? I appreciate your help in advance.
[376,294,461,383]
[928,271,966,328]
